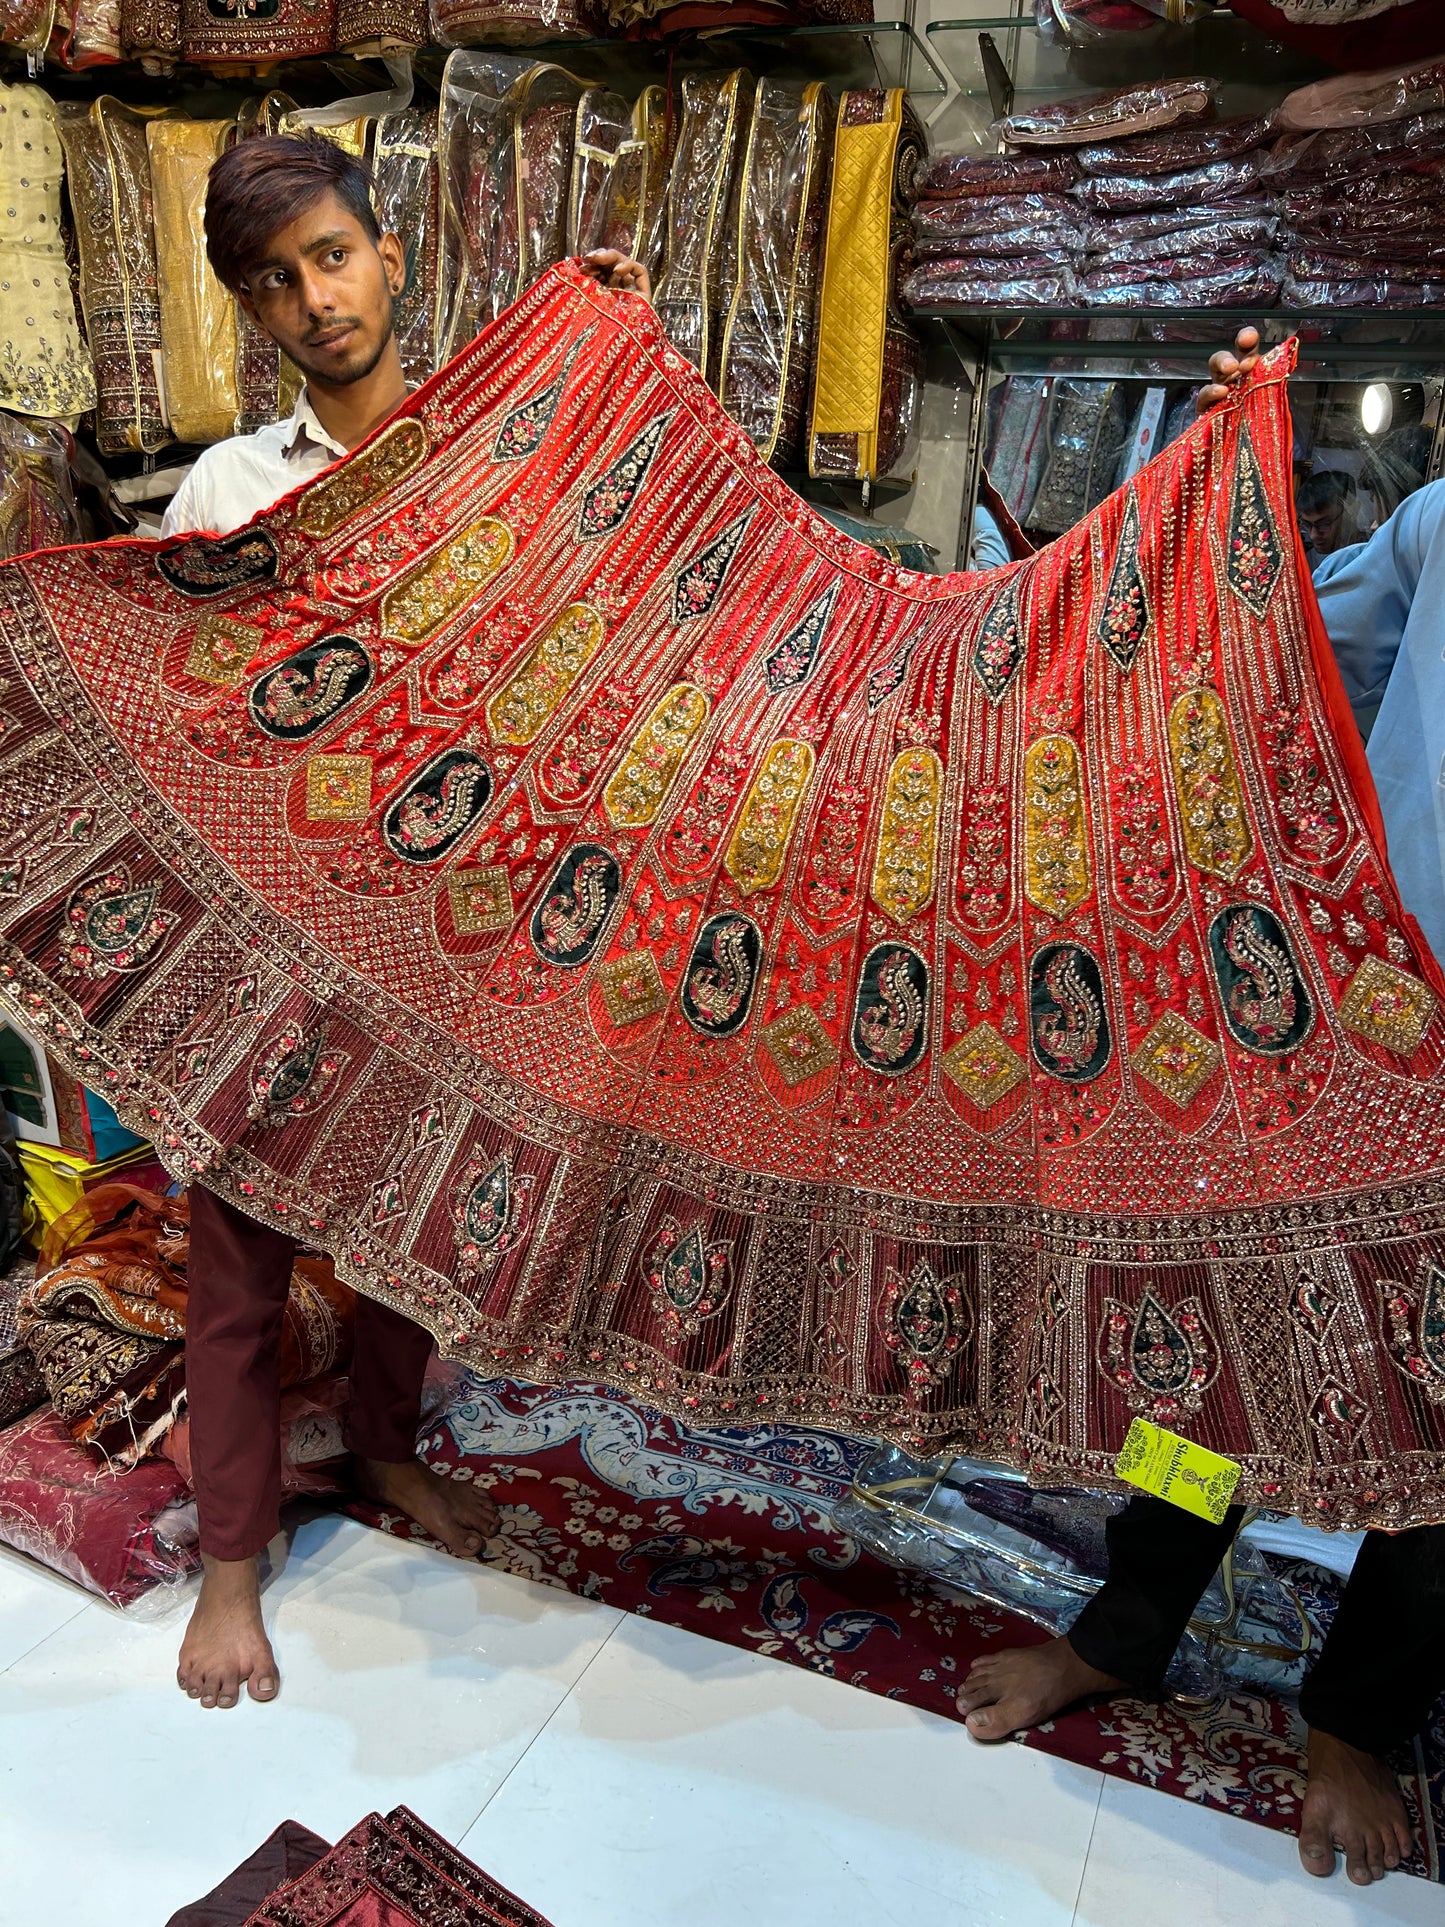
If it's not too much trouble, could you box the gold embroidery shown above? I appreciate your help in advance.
[448,864,514,935]
[724,740,815,896]
[305,754,372,821]
[1339,955,1438,1057]
[871,746,942,922]
[1024,735,1091,920]
[761,1005,837,1086]
[185,615,262,687]
[1168,686,1253,881]
[380,516,513,645]
[941,1023,1027,1108]
[486,603,605,746]
[598,951,667,1026]
[298,417,429,538]
[1130,1010,1222,1108]
[603,683,709,829]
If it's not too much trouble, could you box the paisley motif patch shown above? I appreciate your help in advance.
[246,638,373,742]
[1379,1260,1445,1405]
[1225,423,1284,620]
[881,1259,970,1398]
[250,1025,349,1126]
[851,942,930,1076]
[381,750,492,865]
[530,844,621,966]
[451,1150,533,1286]
[674,512,751,623]
[1099,1288,1219,1421]
[644,1217,732,1338]
[1208,904,1313,1056]
[157,527,279,599]
[764,584,837,694]
[493,370,566,462]
[1096,493,1150,673]
[680,911,762,1038]
[972,577,1024,704]
[866,631,919,711]
[577,412,673,539]
[1029,942,1111,1083]
[57,867,177,978]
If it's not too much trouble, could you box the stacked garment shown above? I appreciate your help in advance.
[903,151,1083,310]
[1270,57,1445,309]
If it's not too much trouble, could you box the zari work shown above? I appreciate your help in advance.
[809,88,926,484]
[179,0,334,61]
[119,0,182,67]
[375,108,441,388]
[0,0,55,53]
[55,98,167,455]
[718,78,834,470]
[595,85,670,269]
[335,0,426,50]
[147,119,239,448]
[566,87,632,258]
[655,70,755,383]
[432,0,593,41]
[9,263,1445,1526]
[0,86,95,422]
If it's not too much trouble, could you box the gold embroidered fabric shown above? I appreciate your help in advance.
[56,97,168,456]
[655,70,755,384]
[119,0,182,68]
[148,119,239,448]
[0,85,94,424]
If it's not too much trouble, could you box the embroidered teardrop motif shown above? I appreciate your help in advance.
[1226,422,1284,619]
[157,527,279,599]
[644,1217,731,1336]
[972,576,1024,704]
[680,911,762,1038]
[57,868,176,978]
[1096,493,1150,673]
[529,843,621,966]
[1029,942,1111,1083]
[381,750,492,864]
[764,583,838,694]
[452,1151,532,1285]
[577,412,673,539]
[881,1259,969,1398]
[1379,1260,1445,1405]
[1208,904,1313,1055]
[246,638,373,742]
[867,630,920,711]
[674,512,751,623]
[250,1025,349,1126]
[851,942,930,1076]
[1099,1288,1217,1418]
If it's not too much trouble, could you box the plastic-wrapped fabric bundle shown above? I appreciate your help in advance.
[809,87,926,485]
[56,98,168,456]
[1081,252,1284,308]
[338,0,428,49]
[1265,109,1445,183]
[1072,150,1267,211]
[1278,53,1445,134]
[1028,376,1129,531]
[717,79,834,470]
[0,83,95,424]
[987,374,1051,525]
[497,68,583,318]
[567,87,633,257]
[1281,163,1445,227]
[915,192,1080,245]
[1000,77,1216,149]
[374,108,441,388]
[431,0,600,37]
[120,0,182,67]
[179,0,334,60]
[0,0,55,51]
[1284,263,1445,308]
[147,118,239,448]
[917,150,1079,200]
[903,263,1080,309]
[1074,113,1274,177]
[0,416,80,557]
[58,0,123,64]
[655,70,755,379]
[433,51,531,367]
[594,85,670,268]
[1087,210,1279,270]
[1081,195,1273,249]
[913,236,1079,267]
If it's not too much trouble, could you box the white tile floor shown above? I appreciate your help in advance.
[0,1518,1440,1927]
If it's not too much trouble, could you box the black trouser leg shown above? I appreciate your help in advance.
[1066,1494,1245,1694]
[1299,1524,1445,1756]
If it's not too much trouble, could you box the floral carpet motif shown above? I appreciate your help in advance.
[354,1374,1445,1881]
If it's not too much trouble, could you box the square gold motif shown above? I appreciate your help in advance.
[1339,953,1438,1057]
[448,864,514,935]
[941,1022,1027,1109]
[184,615,263,686]
[1130,1009,1222,1108]
[761,1005,838,1087]
[598,950,667,1027]
[305,754,373,822]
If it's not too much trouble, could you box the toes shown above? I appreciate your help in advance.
[1297,1816,1335,1879]
[966,1707,1008,1742]
[1392,1816,1415,1865]
[1342,1834,1374,1886]
[249,1670,279,1703]
[1365,1831,1388,1883]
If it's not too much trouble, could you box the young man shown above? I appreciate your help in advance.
[960,330,1445,1891]
[166,133,650,1715]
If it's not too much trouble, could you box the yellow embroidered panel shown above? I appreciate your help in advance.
[761,1005,837,1086]
[941,1023,1027,1109]
[809,93,901,480]
[299,417,430,539]
[603,683,709,829]
[486,603,606,747]
[1024,735,1091,920]
[1130,1009,1222,1108]
[598,950,667,1026]
[448,864,515,935]
[724,739,816,896]
[1338,955,1438,1057]
[1167,686,1253,881]
[871,745,942,922]
[380,517,513,645]
[185,615,262,687]
[305,754,372,822]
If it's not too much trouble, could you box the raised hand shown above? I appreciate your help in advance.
[581,248,652,301]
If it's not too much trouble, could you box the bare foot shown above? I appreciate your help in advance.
[957,1635,1127,1742]
[1298,1728,1413,1885]
[358,1455,499,1557]
[176,1554,279,1710]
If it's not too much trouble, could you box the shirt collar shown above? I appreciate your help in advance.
[282,384,420,463]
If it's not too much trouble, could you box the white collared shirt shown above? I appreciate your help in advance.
[160,389,350,538]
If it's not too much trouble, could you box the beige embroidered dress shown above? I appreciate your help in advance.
[0,84,95,424]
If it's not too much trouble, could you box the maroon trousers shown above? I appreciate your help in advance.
[186,1185,435,1562]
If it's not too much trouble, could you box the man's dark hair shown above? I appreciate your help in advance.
[205,134,380,294]
[1296,469,1354,514]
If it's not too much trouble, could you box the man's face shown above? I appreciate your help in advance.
[235,188,406,389]
[1299,498,1346,554]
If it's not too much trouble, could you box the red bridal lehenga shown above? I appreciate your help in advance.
[3,261,1445,1527]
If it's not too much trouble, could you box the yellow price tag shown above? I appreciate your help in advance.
[1114,1418,1242,1525]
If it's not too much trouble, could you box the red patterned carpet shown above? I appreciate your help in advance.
[353,1373,1445,1883]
